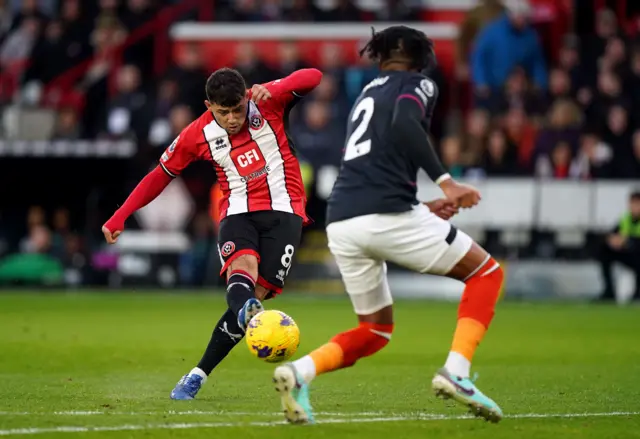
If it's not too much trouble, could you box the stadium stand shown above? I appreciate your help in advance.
[0,0,638,296]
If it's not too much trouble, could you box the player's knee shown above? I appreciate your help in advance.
[226,254,258,281]
[461,258,503,325]
[466,258,503,286]
[331,322,394,367]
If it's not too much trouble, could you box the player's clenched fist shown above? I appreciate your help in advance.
[440,179,481,209]
[102,221,122,244]
[249,84,272,102]
[425,199,459,220]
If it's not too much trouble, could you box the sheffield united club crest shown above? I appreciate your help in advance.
[250,114,264,130]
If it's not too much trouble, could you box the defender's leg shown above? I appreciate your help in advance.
[273,218,393,424]
[432,241,504,423]
[375,204,504,422]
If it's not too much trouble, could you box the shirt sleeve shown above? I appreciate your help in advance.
[265,68,323,107]
[158,130,197,178]
[391,76,448,183]
[397,76,438,122]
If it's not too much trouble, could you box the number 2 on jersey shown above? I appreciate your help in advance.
[344,97,374,161]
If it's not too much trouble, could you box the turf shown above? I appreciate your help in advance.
[0,292,639,438]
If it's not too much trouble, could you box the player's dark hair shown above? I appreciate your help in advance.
[359,25,437,72]
[205,68,247,107]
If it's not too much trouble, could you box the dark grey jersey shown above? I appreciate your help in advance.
[326,70,439,225]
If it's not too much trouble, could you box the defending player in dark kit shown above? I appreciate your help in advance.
[271,26,504,424]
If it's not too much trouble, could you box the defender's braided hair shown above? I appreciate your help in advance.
[359,25,436,72]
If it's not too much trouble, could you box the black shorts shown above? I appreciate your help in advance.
[217,211,303,296]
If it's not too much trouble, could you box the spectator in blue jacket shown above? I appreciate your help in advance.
[471,0,547,103]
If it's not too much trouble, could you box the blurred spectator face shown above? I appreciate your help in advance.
[631,51,640,75]
[30,225,51,254]
[65,233,82,255]
[45,20,63,41]
[505,67,527,95]
[56,107,79,135]
[22,17,40,37]
[505,108,526,133]
[597,71,620,97]
[127,0,149,12]
[549,100,576,128]
[158,79,178,102]
[100,0,119,10]
[170,105,193,134]
[596,9,617,39]
[279,42,300,65]
[314,75,338,101]
[304,101,330,130]
[62,0,80,21]
[117,65,141,93]
[559,46,579,70]
[92,19,126,50]
[467,110,490,137]
[22,0,37,12]
[53,208,70,232]
[320,44,345,70]
[291,0,310,9]
[605,37,626,65]
[580,134,599,159]
[505,0,532,30]
[487,130,507,160]
[178,44,203,70]
[607,106,628,135]
[236,0,258,13]
[235,42,256,67]
[549,68,570,96]
[509,13,528,30]
[551,142,571,167]
[262,0,282,19]
[631,197,640,218]
[441,136,462,167]
[27,206,45,229]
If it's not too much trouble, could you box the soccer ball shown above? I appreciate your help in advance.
[246,310,300,363]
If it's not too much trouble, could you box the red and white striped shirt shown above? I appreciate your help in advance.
[159,70,321,223]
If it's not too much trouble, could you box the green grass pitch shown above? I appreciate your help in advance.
[1,291,639,438]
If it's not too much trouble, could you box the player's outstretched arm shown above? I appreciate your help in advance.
[102,166,172,244]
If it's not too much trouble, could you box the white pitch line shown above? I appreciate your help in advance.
[0,412,638,436]
[0,410,384,417]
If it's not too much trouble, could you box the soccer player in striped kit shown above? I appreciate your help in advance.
[102,67,322,399]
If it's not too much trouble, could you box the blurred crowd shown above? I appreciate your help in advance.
[446,1,640,179]
[1,0,639,179]
[2,0,640,286]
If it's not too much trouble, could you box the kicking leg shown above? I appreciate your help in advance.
[432,241,504,422]
[170,308,243,400]
[171,283,274,400]
[224,254,264,330]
